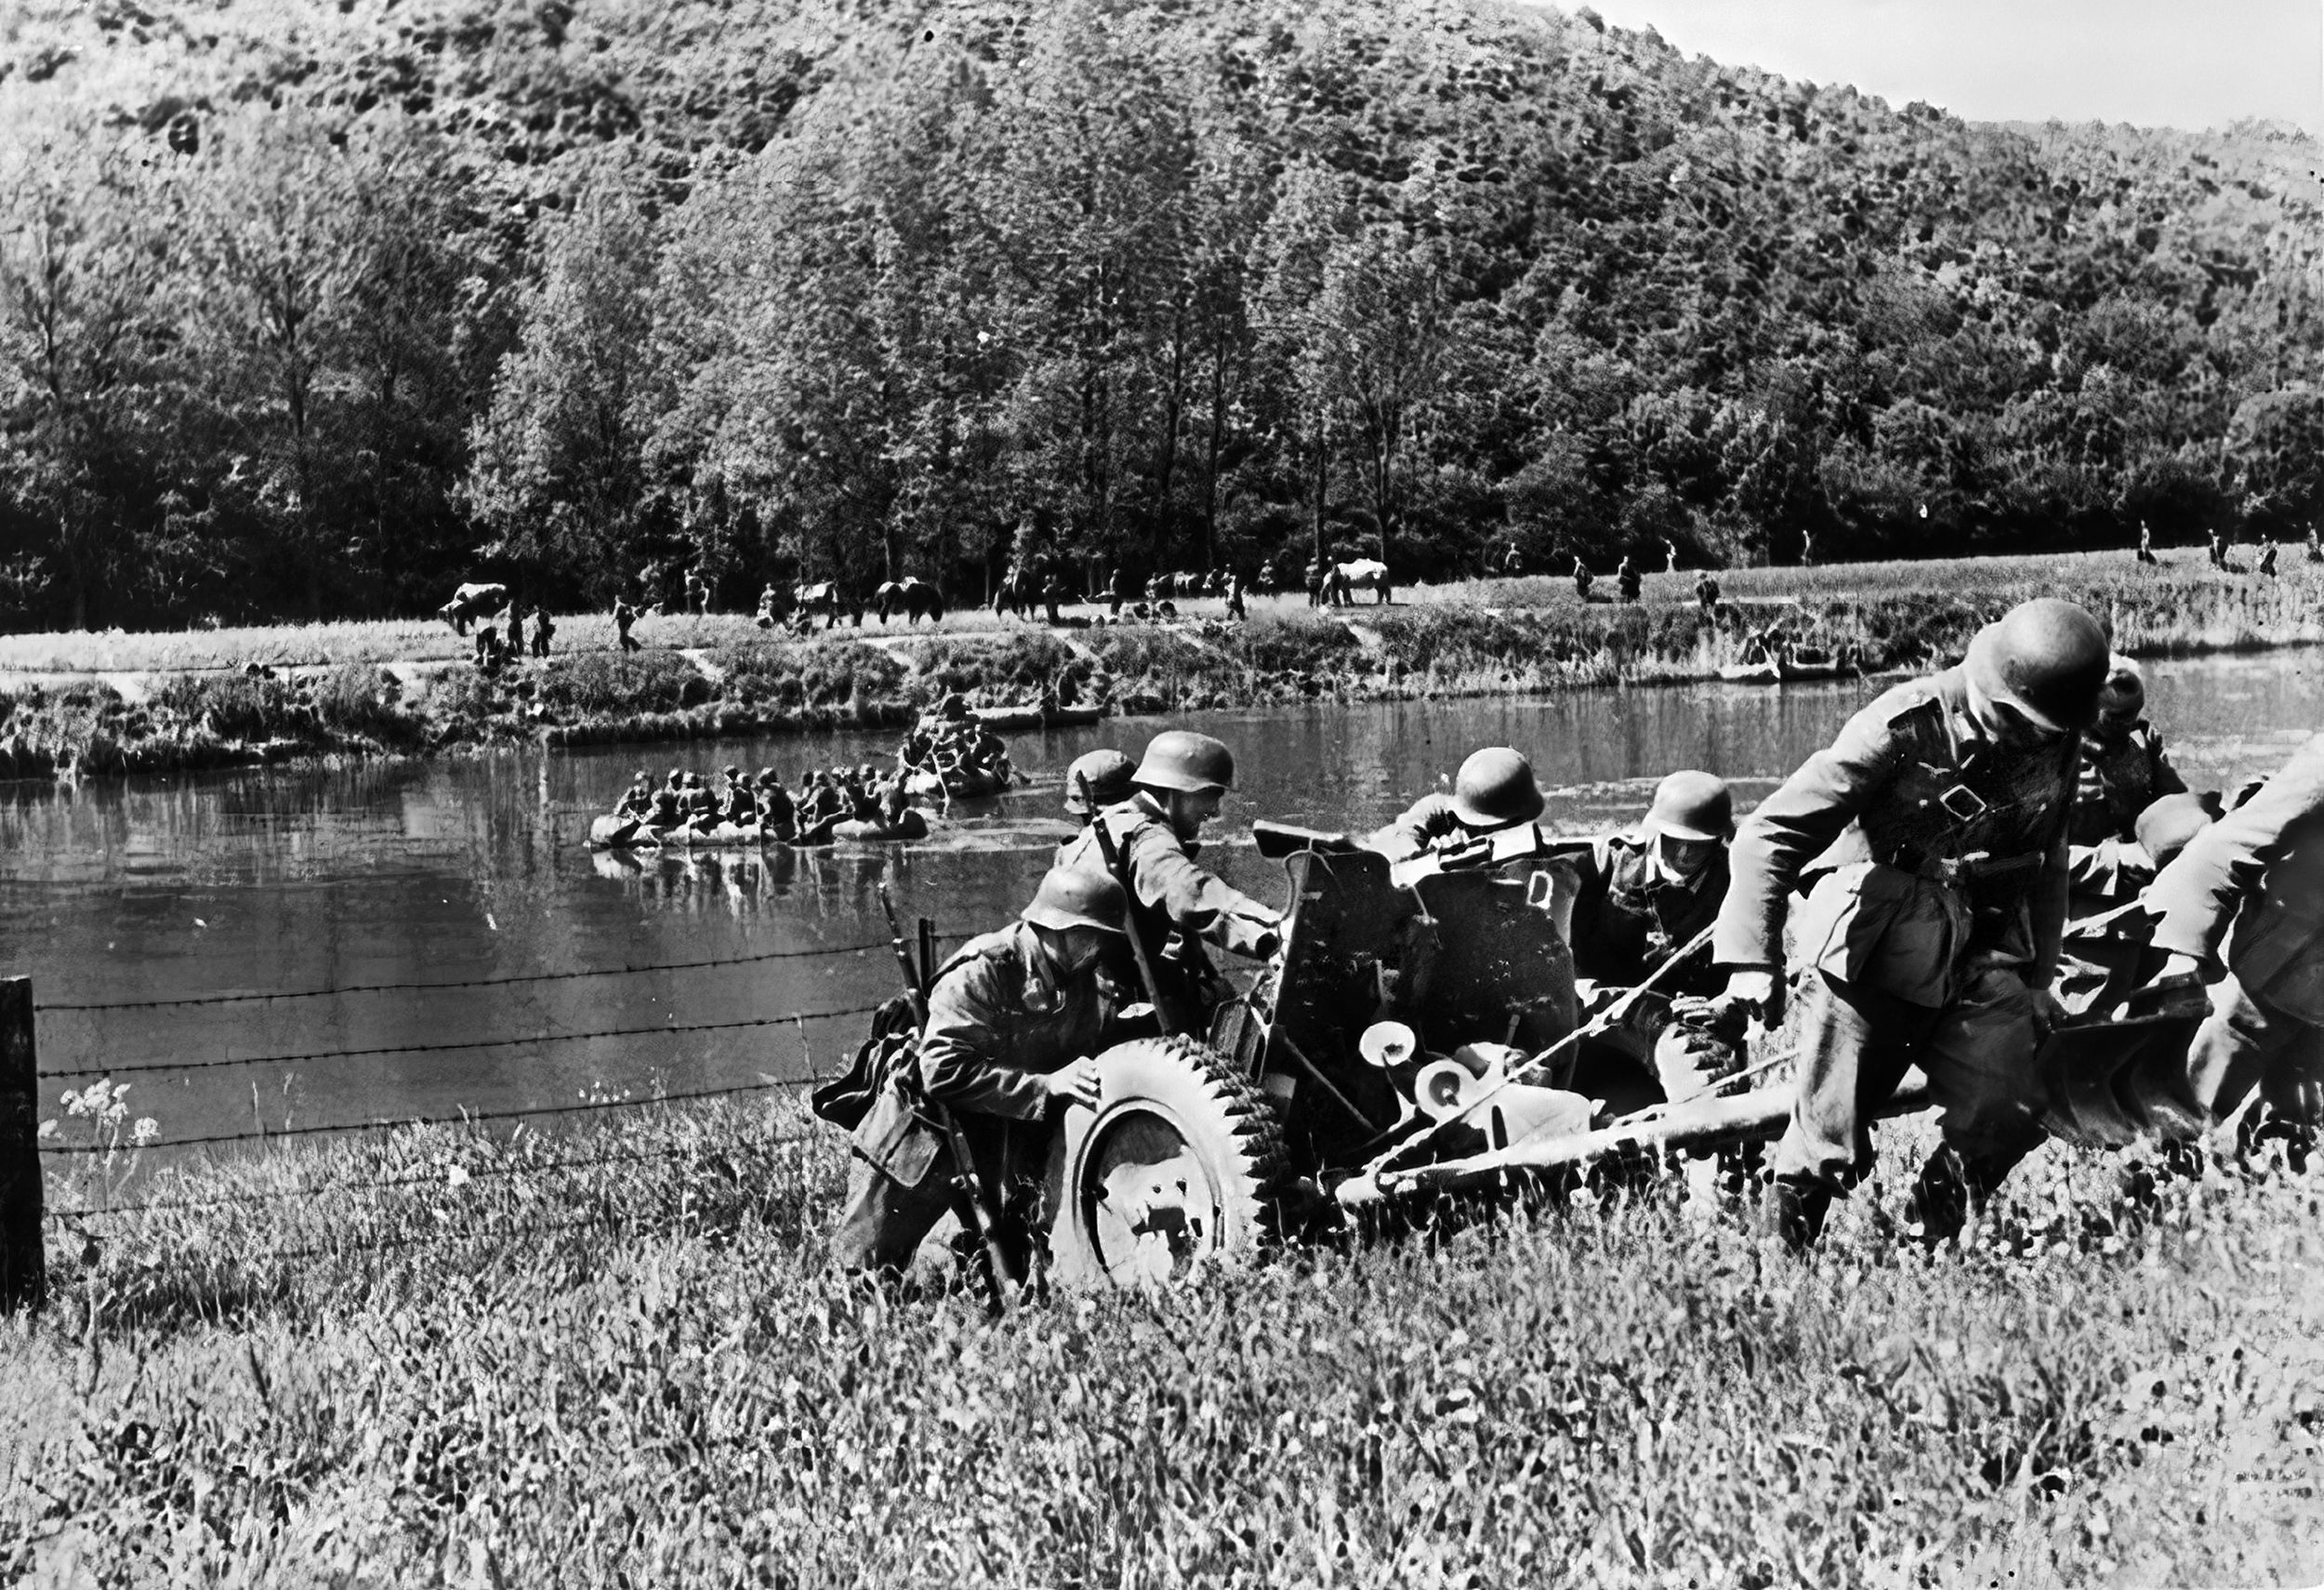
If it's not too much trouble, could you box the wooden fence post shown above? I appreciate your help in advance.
[0,976,43,1315]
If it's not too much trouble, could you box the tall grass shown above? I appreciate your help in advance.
[7,1093,2318,1586]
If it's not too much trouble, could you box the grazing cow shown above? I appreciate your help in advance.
[1335,559,1391,605]
[794,581,848,630]
[877,577,945,624]
[439,581,508,636]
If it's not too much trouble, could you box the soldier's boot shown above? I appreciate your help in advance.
[1904,1146,2018,1249]
[1765,1175,1831,1252]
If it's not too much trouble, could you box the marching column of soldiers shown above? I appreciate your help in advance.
[825,590,2322,1283]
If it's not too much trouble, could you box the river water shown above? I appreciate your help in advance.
[7,650,2318,1157]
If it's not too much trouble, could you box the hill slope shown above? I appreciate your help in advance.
[0,0,2316,624]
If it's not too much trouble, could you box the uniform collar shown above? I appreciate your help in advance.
[1934,668,1998,769]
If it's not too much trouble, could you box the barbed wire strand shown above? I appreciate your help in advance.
[35,939,892,1013]
[49,1129,821,1222]
[41,1000,886,1080]
[41,1070,842,1156]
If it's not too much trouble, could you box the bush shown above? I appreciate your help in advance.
[711,642,906,710]
[532,651,706,717]
[906,631,1092,702]
[152,674,303,741]
[310,666,420,747]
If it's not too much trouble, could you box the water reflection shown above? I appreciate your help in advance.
[5,648,2317,1151]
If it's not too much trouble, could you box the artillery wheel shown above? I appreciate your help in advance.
[1048,1035,1287,1287]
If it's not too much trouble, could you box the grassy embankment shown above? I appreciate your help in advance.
[6,1093,2319,1584]
[1,548,2316,780]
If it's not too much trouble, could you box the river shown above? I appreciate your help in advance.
[7,650,2319,1157]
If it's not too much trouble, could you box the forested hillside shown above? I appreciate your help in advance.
[2,0,2317,627]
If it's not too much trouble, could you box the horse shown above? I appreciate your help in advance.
[992,567,1039,619]
[876,577,945,625]
[793,582,849,630]
[1335,559,1392,606]
[439,581,508,636]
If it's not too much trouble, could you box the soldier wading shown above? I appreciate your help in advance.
[1714,597,2110,1250]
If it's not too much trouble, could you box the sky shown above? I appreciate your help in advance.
[1533,0,2322,135]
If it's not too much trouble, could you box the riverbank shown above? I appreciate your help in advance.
[8,1093,2318,1583]
[3,547,2317,780]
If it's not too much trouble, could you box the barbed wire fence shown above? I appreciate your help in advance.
[1,930,974,1306]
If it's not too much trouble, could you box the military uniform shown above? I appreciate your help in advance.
[832,922,1120,1273]
[1715,667,2080,1219]
[1374,792,1473,858]
[1057,794,1279,1014]
[720,779,759,827]
[2072,722,2185,845]
[1570,828,1735,1112]
[2145,733,2324,1141]
[755,779,796,841]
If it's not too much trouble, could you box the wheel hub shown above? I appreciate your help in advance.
[1080,1107,1222,1283]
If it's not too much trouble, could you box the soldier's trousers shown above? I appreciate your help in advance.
[1773,964,2047,1193]
[831,1118,1049,1279]
[2179,974,2324,1136]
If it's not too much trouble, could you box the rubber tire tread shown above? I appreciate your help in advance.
[1048,1033,1290,1286]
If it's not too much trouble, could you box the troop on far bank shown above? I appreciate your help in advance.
[823,593,2320,1279]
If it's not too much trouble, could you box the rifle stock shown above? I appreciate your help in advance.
[877,884,1014,1314]
[1080,773,1180,1037]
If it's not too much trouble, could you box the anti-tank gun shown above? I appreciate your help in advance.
[1033,811,2213,1287]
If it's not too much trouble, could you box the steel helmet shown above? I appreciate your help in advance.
[1132,730,1237,796]
[1964,598,2110,734]
[723,764,741,778]
[1645,769,1734,841]
[2096,656,2145,728]
[1063,749,1138,816]
[1021,867,1128,935]
[2135,792,2212,870]
[1448,747,1544,829]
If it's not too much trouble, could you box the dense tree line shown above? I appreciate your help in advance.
[2,0,2318,628]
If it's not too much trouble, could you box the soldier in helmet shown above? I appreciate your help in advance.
[1057,729,1282,1025]
[833,867,1132,1278]
[613,770,654,823]
[1695,570,1721,616]
[1713,596,2110,1249]
[2139,732,2324,1161]
[1567,771,1742,1116]
[2071,656,2185,846]
[718,764,758,828]
[1372,747,1543,859]
[1063,749,1138,833]
[1572,557,1595,603]
[754,768,796,841]
[648,768,686,829]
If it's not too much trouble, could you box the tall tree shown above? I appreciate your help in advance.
[466,147,666,601]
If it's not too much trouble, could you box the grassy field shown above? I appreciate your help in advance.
[5,1089,2319,1586]
[3,546,2320,780]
